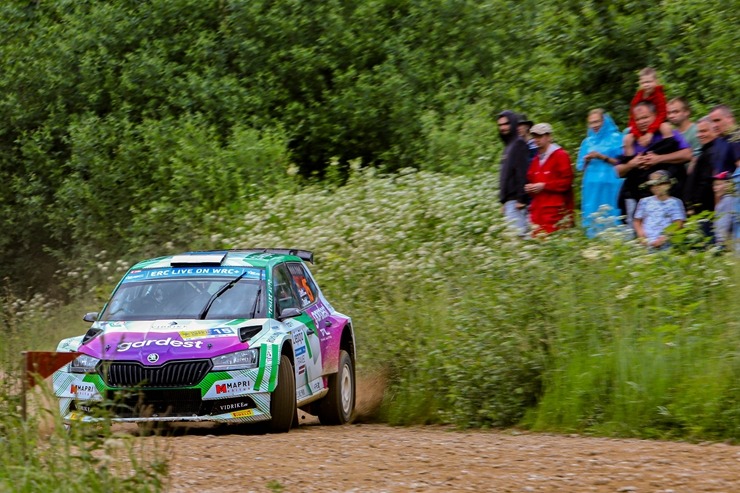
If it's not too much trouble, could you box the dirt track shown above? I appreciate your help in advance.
[25,375,740,492]
[143,420,739,493]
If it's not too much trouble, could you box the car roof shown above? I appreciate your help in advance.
[129,249,313,270]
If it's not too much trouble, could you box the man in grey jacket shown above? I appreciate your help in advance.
[497,110,532,236]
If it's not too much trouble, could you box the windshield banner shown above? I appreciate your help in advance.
[123,267,263,282]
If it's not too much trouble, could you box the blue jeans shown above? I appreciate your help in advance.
[503,200,530,237]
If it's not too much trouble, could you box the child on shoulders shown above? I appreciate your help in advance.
[624,67,673,156]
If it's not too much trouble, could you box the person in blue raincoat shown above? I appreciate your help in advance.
[576,109,625,237]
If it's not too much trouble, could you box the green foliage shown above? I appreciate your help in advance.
[1,0,738,287]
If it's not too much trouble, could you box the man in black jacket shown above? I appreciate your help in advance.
[497,110,532,236]
[685,118,724,217]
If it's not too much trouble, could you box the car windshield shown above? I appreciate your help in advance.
[100,277,267,321]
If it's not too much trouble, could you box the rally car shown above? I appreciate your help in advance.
[53,249,356,432]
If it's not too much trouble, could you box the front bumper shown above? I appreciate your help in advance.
[54,366,273,424]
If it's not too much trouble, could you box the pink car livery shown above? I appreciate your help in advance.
[53,249,356,433]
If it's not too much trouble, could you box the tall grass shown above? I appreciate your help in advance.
[215,167,739,440]
[0,289,168,492]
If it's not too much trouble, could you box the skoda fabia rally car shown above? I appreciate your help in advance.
[53,249,356,432]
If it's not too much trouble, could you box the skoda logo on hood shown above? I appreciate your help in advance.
[147,353,160,363]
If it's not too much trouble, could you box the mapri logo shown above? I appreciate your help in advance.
[147,353,159,363]
[71,383,95,394]
[215,380,252,394]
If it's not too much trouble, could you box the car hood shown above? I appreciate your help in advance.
[79,319,267,365]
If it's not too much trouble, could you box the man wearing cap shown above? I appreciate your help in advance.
[524,123,575,234]
[712,171,734,247]
[517,114,538,161]
[497,110,531,236]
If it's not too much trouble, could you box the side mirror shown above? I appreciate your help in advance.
[278,307,301,320]
[82,312,98,323]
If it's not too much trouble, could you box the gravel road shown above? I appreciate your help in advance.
[147,421,739,493]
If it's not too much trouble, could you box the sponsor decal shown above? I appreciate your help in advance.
[179,327,234,340]
[214,379,252,394]
[292,331,305,346]
[231,409,254,418]
[311,380,323,392]
[295,345,306,356]
[308,305,330,326]
[71,383,96,397]
[124,267,262,282]
[151,321,179,329]
[297,388,307,399]
[116,338,202,352]
[298,364,306,375]
[216,401,252,413]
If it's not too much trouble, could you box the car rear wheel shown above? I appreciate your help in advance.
[269,354,296,433]
[317,350,355,425]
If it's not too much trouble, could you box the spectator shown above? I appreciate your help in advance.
[712,171,734,247]
[684,118,726,216]
[616,102,691,232]
[576,109,624,237]
[517,114,538,161]
[633,170,686,250]
[525,123,574,234]
[667,97,701,161]
[733,166,740,255]
[624,68,671,156]
[497,110,531,237]
[708,105,740,170]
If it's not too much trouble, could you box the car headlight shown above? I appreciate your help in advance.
[211,349,260,371]
[69,354,101,374]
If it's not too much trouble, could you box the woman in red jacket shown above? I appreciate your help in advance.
[525,123,575,234]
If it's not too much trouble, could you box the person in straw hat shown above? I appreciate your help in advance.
[633,170,686,249]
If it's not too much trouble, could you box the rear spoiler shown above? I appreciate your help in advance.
[238,248,314,264]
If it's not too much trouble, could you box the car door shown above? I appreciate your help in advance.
[272,263,323,400]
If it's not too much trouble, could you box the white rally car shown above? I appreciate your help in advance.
[53,249,356,432]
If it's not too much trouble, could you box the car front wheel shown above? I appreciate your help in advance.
[317,350,355,425]
[269,354,296,433]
